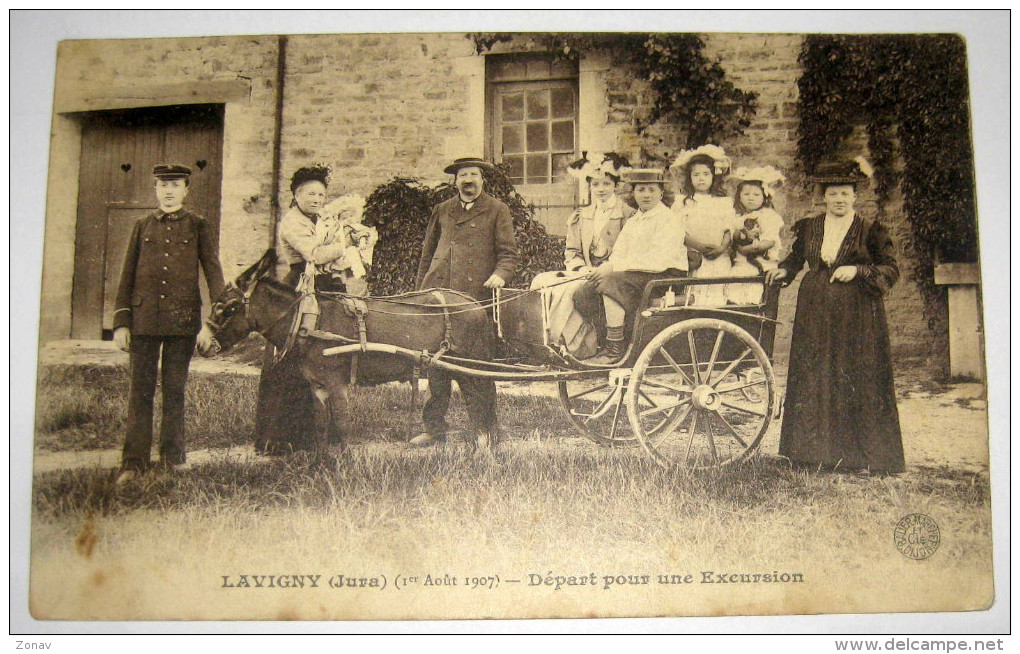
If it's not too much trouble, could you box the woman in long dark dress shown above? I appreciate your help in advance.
[254,165,348,454]
[765,159,904,474]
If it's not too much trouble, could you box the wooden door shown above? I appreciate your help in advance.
[71,104,224,338]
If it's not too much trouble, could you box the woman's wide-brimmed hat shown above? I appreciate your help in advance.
[670,144,732,176]
[732,165,786,198]
[621,168,668,185]
[807,157,873,187]
[290,163,332,193]
[444,157,495,175]
[566,151,632,182]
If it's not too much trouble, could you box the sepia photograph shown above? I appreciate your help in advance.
[11,10,1008,634]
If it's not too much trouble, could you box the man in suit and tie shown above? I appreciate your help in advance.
[412,157,519,450]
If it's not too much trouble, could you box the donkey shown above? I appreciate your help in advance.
[197,250,494,453]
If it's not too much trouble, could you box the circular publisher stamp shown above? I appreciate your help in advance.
[894,513,940,560]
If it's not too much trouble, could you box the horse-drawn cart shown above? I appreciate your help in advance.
[202,251,782,470]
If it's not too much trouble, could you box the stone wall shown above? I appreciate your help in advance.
[41,31,944,369]
[279,34,480,200]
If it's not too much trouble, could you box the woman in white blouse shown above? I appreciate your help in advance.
[277,164,349,292]
[255,164,348,455]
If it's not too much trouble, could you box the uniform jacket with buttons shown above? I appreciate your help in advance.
[415,192,519,301]
[113,208,225,335]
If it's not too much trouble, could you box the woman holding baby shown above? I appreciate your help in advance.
[255,164,375,454]
[277,164,376,294]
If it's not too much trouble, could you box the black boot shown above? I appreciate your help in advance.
[585,338,626,365]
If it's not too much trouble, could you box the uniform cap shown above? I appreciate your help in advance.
[152,164,192,180]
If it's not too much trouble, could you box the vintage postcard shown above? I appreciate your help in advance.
[13,11,1008,632]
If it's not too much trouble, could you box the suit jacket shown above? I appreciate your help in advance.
[778,213,899,296]
[415,192,519,301]
[564,197,636,270]
[114,208,225,335]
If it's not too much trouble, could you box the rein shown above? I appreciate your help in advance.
[311,278,579,318]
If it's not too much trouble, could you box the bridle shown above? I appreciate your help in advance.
[205,275,304,353]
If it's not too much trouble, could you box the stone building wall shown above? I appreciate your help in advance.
[41,31,943,368]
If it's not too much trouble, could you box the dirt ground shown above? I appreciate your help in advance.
[34,340,990,475]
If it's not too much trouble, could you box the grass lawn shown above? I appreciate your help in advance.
[29,360,994,621]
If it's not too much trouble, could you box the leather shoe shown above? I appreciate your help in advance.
[409,432,446,447]
[585,339,626,365]
[114,469,139,486]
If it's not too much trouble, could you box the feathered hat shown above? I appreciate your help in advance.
[566,151,632,182]
[806,157,873,187]
[670,144,732,176]
[290,163,332,193]
[732,165,786,198]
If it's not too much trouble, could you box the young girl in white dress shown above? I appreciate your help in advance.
[671,145,738,306]
[726,166,786,304]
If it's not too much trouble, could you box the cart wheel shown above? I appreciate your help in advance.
[558,369,685,447]
[626,318,776,469]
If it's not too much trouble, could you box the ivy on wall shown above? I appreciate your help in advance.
[470,33,758,148]
[797,34,978,327]
[363,164,563,296]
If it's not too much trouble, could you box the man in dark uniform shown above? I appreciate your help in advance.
[411,157,519,450]
[113,164,225,484]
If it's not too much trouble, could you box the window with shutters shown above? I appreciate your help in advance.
[487,54,579,236]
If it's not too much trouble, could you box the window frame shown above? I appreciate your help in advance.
[490,79,579,186]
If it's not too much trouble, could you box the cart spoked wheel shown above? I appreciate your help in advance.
[559,368,687,446]
[626,318,776,469]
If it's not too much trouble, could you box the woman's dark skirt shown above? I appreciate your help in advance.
[254,265,346,454]
[779,267,905,472]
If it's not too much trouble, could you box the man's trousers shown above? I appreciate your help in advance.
[122,334,197,470]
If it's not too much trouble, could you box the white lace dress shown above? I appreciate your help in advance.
[675,194,739,306]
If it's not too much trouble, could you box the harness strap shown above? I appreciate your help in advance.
[430,290,453,357]
[303,328,356,342]
[340,298,370,351]
[493,287,503,339]
[356,299,370,385]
